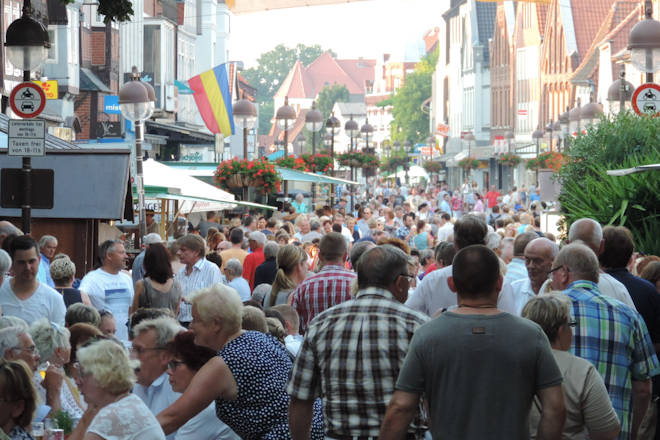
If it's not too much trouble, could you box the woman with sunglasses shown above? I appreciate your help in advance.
[522,294,620,440]
[165,331,239,440]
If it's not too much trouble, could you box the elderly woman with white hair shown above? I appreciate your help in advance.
[29,318,86,419]
[69,339,165,440]
[157,284,324,439]
[50,256,91,307]
[0,249,11,285]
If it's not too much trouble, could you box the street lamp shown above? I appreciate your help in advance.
[559,107,570,151]
[4,0,50,234]
[568,99,582,137]
[426,136,435,162]
[628,0,660,83]
[233,98,257,160]
[463,131,475,158]
[120,67,156,244]
[325,113,340,207]
[404,140,412,184]
[360,119,374,198]
[544,120,553,151]
[276,96,297,199]
[551,120,561,151]
[607,68,634,114]
[504,130,514,154]
[580,98,604,130]
[294,133,306,156]
[344,117,359,152]
[305,102,323,155]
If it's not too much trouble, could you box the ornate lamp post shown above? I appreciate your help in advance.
[504,130,514,154]
[275,96,297,199]
[607,68,634,114]
[558,108,570,151]
[551,120,561,151]
[628,1,660,83]
[120,67,155,244]
[4,0,50,234]
[325,113,340,206]
[580,98,604,130]
[360,119,374,198]
[233,98,257,159]
[568,99,582,137]
[404,140,412,184]
[294,133,306,156]
[344,117,359,212]
[305,102,323,155]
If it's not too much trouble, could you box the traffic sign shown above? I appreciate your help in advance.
[8,119,46,156]
[632,83,660,117]
[9,82,46,118]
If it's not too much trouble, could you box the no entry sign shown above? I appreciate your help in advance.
[632,83,660,118]
[9,82,46,119]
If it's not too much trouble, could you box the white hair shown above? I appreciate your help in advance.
[39,235,58,248]
[0,316,28,332]
[0,249,11,276]
[224,258,243,277]
[29,318,70,362]
[0,326,25,359]
[132,317,184,348]
[486,231,502,251]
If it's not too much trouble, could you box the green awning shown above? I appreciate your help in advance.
[274,167,357,185]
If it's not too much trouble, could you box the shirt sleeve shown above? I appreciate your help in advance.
[79,275,102,309]
[394,330,426,393]
[582,364,621,434]
[630,310,660,380]
[534,328,563,390]
[406,277,430,316]
[286,328,321,401]
[50,290,66,326]
[497,281,518,315]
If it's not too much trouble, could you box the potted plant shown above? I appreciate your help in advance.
[526,151,564,171]
[498,153,521,167]
[422,161,443,174]
[458,156,479,171]
[302,154,334,173]
[275,155,307,171]
[214,158,250,189]
[214,158,282,195]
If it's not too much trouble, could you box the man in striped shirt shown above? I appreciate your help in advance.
[550,243,660,440]
[175,234,224,327]
[290,232,355,334]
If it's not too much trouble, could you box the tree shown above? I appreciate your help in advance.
[242,44,334,134]
[390,48,438,144]
[58,0,133,23]
[317,84,349,120]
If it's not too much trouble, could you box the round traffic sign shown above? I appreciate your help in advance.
[9,82,46,119]
[632,83,660,118]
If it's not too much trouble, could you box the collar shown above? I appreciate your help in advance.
[566,279,599,292]
[355,286,396,301]
[191,258,205,271]
[148,371,169,389]
[320,264,349,272]
[40,253,50,263]
[606,267,629,275]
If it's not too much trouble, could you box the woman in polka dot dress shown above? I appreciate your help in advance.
[156,284,324,439]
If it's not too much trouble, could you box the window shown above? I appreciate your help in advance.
[47,28,57,62]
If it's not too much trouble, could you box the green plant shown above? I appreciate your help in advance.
[526,151,565,171]
[422,161,443,173]
[458,157,479,170]
[498,153,521,167]
[53,410,74,434]
[275,155,307,171]
[337,152,379,168]
[214,158,281,195]
[557,111,660,254]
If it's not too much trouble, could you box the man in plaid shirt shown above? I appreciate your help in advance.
[290,232,356,334]
[550,243,660,440]
[287,245,429,439]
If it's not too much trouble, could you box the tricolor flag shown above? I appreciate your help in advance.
[189,64,235,136]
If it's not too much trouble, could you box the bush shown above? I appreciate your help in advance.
[557,111,660,254]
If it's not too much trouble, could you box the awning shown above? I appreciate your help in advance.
[145,120,215,143]
[274,166,358,185]
[80,68,111,93]
[135,184,276,211]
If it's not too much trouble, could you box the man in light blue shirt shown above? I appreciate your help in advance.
[291,193,308,214]
[36,235,57,287]
[503,232,537,284]
[131,317,184,440]
[223,258,251,301]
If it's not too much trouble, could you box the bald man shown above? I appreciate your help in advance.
[508,238,558,315]
[568,218,635,309]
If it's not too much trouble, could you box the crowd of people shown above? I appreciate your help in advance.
[0,178,660,440]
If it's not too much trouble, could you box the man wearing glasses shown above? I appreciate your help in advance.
[550,243,659,440]
[288,245,428,439]
[130,317,184,440]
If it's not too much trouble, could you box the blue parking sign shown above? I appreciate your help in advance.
[104,95,121,114]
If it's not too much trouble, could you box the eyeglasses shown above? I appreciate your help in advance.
[398,273,415,281]
[130,346,164,356]
[72,362,91,377]
[167,360,185,371]
[548,266,564,280]
[566,320,577,327]
[13,345,38,356]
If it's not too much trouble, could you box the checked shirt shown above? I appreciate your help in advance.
[564,280,660,440]
[290,264,356,334]
[287,287,429,438]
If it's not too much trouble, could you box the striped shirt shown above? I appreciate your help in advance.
[287,287,429,438]
[290,264,356,334]
[175,258,224,322]
[564,280,660,440]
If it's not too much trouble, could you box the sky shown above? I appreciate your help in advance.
[230,0,448,68]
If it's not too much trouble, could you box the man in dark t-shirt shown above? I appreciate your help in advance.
[379,245,566,440]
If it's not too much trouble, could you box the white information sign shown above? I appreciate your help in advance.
[8,119,46,156]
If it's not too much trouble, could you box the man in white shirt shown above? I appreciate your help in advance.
[567,218,636,309]
[131,317,183,440]
[504,232,537,285]
[79,240,133,341]
[407,215,517,316]
[333,214,353,243]
[507,238,558,315]
[435,213,454,243]
[175,234,223,326]
[0,236,65,326]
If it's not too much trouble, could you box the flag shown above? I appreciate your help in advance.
[189,64,235,136]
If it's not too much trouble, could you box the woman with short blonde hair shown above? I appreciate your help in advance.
[69,339,165,440]
[157,284,324,439]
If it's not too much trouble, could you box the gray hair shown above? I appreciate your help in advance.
[190,284,243,333]
[553,243,600,283]
[29,318,70,362]
[350,241,376,271]
[248,231,266,246]
[252,283,272,305]
[224,258,243,277]
[50,257,75,284]
[0,249,11,277]
[39,235,58,248]
[568,218,602,253]
[132,317,184,348]
[357,245,409,290]
[65,303,101,327]
[0,326,26,359]
[522,293,572,343]
[0,316,28,332]
[485,231,502,251]
[263,241,279,259]
[99,240,124,264]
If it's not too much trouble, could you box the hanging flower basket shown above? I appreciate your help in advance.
[225,174,246,189]
[458,156,479,170]
[360,154,380,169]
[302,154,333,173]
[498,153,521,167]
[422,161,443,173]
[214,158,281,195]
[275,155,307,171]
[526,151,565,172]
